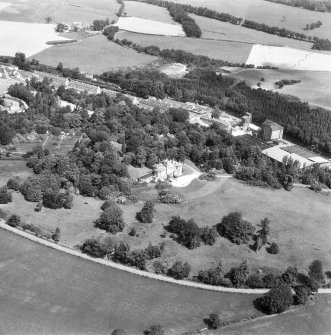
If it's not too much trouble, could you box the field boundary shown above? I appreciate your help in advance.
[1,221,330,294]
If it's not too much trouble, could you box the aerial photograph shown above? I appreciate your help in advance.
[0,0,331,334]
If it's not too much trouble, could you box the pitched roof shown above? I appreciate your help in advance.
[262,119,283,131]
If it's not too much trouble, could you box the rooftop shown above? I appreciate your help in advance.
[262,119,284,130]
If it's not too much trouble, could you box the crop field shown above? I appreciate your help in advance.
[117,31,252,63]
[226,68,331,110]
[0,21,70,57]
[0,0,119,24]
[30,34,157,74]
[0,228,259,335]
[246,45,331,71]
[190,14,313,50]
[173,0,331,40]
[124,1,179,24]
[116,17,185,36]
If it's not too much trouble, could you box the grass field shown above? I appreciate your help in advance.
[124,1,180,25]
[0,160,33,188]
[30,34,156,73]
[225,68,331,110]
[173,0,331,40]
[0,0,119,24]
[3,175,331,277]
[117,31,252,63]
[190,14,313,50]
[0,77,19,94]
[0,228,259,335]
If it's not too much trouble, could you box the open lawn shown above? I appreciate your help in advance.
[190,14,313,51]
[225,67,331,110]
[0,228,259,335]
[30,34,156,74]
[3,175,331,277]
[0,160,32,188]
[0,0,119,24]
[173,0,331,40]
[124,1,180,24]
[117,31,252,63]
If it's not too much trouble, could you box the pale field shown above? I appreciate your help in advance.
[246,45,331,71]
[30,34,156,73]
[0,77,19,94]
[124,1,180,25]
[116,17,185,36]
[117,31,252,63]
[0,0,119,24]
[190,14,314,50]
[173,0,331,39]
[226,68,331,110]
[0,21,70,57]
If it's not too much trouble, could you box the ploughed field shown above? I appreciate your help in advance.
[0,228,258,335]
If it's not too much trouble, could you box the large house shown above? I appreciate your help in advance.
[261,119,284,141]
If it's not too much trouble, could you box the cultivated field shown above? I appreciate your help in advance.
[116,17,185,36]
[226,68,331,110]
[190,14,313,50]
[0,228,259,334]
[117,31,252,63]
[0,0,119,24]
[30,34,156,74]
[3,174,331,276]
[173,0,331,39]
[124,1,180,24]
[0,21,70,57]
[246,45,331,71]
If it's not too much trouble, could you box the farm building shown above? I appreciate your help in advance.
[262,119,284,141]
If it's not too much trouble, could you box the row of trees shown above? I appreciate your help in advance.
[265,0,331,12]
[303,20,322,30]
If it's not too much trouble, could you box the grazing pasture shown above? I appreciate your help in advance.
[226,68,331,110]
[117,31,252,63]
[0,0,119,24]
[246,45,331,71]
[0,21,70,57]
[124,1,180,24]
[116,17,185,36]
[173,0,331,39]
[30,34,156,74]
[190,14,313,50]
[0,228,258,335]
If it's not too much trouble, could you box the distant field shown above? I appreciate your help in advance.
[0,0,119,24]
[117,31,252,63]
[173,0,331,39]
[190,14,313,50]
[30,34,156,74]
[116,17,185,36]
[226,68,331,110]
[0,229,259,335]
[124,1,179,24]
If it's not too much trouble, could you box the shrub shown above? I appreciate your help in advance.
[6,214,21,227]
[267,242,280,254]
[81,238,107,258]
[200,226,219,245]
[246,274,264,288]
[0,187,12,204]
[98,186,112,200]
[137,200,155,223]
[217,212,255,245]
[101,200,115,211]
[111,329,127,335]
[308,260,324,282]
[158,189,181,204]
[153,261,167,275]
[260,283,293,314]
[145,244,162,260]
[129,228,137,236]
[262,273,278,288]
[168,261,191,280]
[226,260,250,288]
[197,263,224,286]
[20,179,42,202]
[95,203,125,233]
[7,178,20,191]
[208,313,221,329]
[144,325,164,335]
[294,285,311,305]
[52,227,60,242]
